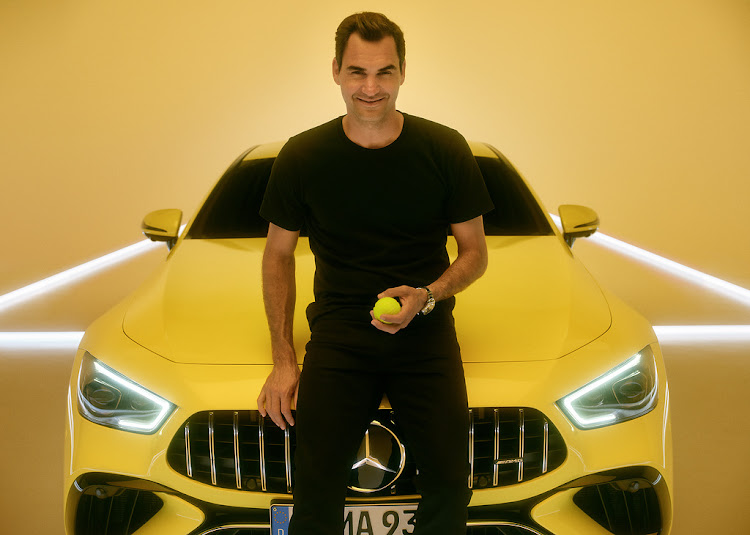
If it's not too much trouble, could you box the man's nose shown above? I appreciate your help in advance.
[362,75,379,95]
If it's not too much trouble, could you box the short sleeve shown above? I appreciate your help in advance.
[444,132,495,224]
[259,142,305,231]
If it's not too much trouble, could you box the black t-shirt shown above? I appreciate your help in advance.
[260,113,493,328]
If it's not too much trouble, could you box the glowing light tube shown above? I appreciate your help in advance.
[0,239,161,314]
[549,214,750,308]
[1,326,749,351]
[653,325,750,343]
[589,233,750,307]
[0,331,85,350]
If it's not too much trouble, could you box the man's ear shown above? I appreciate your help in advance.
[400,60,406,84]
[332,57,341,85]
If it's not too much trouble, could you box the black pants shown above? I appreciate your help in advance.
[289,317,472,535]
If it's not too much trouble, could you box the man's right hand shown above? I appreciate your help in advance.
[257,361,300,430]
[260,223,301,430]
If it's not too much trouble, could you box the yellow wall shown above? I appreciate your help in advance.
[2,0,749,295]
[2,3,750,533]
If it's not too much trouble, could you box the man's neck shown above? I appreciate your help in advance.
[342,112,404,149]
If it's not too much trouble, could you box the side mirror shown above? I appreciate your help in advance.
[142,209,183,250]
[558,205,599,247]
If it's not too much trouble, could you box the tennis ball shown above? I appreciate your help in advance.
[373,297,401,324]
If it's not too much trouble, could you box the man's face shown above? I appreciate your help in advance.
[333,33,406,126]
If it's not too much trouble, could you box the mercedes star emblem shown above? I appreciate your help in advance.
[348,420,406,493]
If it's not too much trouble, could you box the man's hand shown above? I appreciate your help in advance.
[260,223,301,429]
[370,216,488,335]
[370,285,428,334]
[257,359,300,430]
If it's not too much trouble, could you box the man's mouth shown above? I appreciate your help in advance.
[357,97,385,105]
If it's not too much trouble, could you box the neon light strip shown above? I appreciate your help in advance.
[0,331,85,350]
[653,325,750,343]
[0,240,161,314]
[0,224,187,314]
[550,214,750,307]
[0,216,747,320]
[590,233,750,306]
[2,327,749,351]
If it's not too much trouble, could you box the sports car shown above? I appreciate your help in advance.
[64,140,672,535]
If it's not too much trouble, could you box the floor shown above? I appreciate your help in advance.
[1,236,749,534]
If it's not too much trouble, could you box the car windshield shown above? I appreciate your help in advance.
[187,152,553,239]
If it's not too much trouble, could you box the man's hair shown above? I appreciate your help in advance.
[335,12,406,71]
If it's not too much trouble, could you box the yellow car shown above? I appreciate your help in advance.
[64,141,672,535]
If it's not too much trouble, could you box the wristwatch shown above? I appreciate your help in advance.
[416,287,435,316]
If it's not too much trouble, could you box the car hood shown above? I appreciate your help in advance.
[454,235,611,363]
[122,236,611,364]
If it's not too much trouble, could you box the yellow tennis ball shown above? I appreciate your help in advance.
[373,297,401,324]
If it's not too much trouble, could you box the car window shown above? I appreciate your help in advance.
[186,154,553,239]
[187,158,275,239]
[475,156,553,236]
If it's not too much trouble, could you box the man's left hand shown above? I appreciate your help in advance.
[370,285,428,334]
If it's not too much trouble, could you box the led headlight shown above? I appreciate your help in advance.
[557,345,658,430]
[77,352,176,434]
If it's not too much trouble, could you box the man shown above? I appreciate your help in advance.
[257,12,493,535]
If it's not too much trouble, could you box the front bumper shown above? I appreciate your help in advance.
[65,370,671,535]
[67,467,669,535]
[65,315,672,535]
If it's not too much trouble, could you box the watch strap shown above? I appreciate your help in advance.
[416,286,435,316]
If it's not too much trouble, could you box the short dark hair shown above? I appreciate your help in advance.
[335,12,406,71]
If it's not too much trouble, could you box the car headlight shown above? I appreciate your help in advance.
[557,345,658,430]
[77,351,176,434]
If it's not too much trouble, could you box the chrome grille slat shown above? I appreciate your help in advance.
[468,409,475,489]
[518,408,525,483]
[542,419,549,474]
[233,412,242,489]
[492,408,500,487]
[259,416,267,491]
[208,412,217,486]
[166,408,566,495]
[284,427,292,493]
[185,422,193,478]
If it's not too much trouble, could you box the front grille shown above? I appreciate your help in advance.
[167,410,293,493]
[573,479,661,535]
[75,488,163,535]
[167,407,566,495]
[469,408,566,489]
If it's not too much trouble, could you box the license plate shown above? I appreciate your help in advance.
[271,504,418,535]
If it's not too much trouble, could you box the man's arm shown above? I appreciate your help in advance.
[371,215,488,333]
[257,223,301,429]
